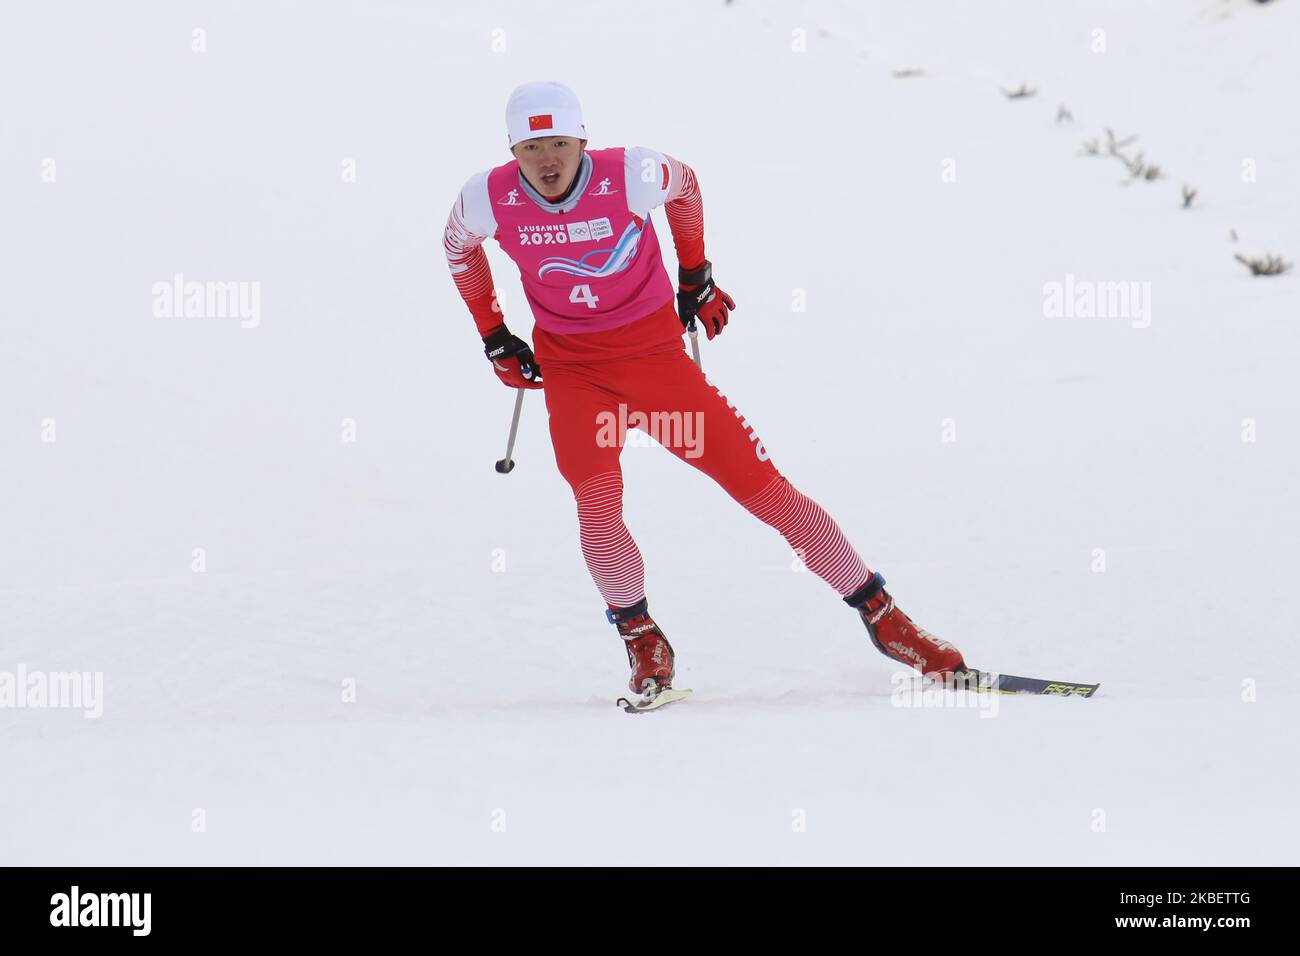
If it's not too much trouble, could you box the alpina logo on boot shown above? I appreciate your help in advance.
[888,641,927,669]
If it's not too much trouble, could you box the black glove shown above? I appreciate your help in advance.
[675,260,735,340]
[482,325,543,389]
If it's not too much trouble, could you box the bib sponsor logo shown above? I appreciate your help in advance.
[516,223,570,246]
[514,220,613,246]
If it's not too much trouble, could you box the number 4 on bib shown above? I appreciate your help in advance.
[569,284,600,309]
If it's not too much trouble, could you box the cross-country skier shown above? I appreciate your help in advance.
[444,81,967,700]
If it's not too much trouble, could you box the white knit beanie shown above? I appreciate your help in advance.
[505,81,587,148]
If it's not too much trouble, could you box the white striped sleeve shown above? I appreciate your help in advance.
[443,170,498,301]
[624,146,706,269]
[623,146,675,218]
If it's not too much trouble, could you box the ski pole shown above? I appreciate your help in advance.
[495,387,525,473]
[687,319,702,369]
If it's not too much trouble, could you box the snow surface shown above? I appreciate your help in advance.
[2,0,1298,865]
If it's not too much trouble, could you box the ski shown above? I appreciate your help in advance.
[951,669,1100,698]
[616,687,693,713]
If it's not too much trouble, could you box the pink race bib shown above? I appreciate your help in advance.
[487,147,674,334]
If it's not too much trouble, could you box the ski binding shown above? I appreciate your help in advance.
[616,687,693,713]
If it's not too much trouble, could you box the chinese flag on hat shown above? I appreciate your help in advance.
[528,114,554,131]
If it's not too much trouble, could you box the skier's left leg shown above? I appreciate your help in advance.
[622,349,871,597]
[625,348,966,677]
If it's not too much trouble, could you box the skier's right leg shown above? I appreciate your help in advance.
[542,363,643,608]
[542,362,675,693]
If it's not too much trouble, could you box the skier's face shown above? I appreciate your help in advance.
[512,136,585,197]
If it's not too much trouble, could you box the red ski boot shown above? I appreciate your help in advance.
[844,572,966,678]
[607,598,675,695]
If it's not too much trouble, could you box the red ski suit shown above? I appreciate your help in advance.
[445,147,871,610]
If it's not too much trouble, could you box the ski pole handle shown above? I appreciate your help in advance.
[687,320,702,369]
[495,387,526,473]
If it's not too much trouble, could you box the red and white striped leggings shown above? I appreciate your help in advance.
[542,346,871,610]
